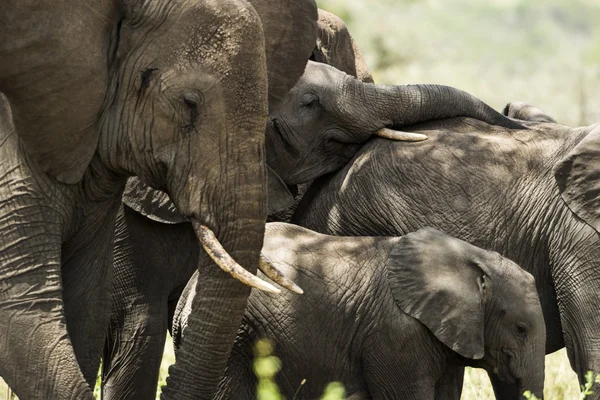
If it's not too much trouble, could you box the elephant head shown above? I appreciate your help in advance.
[387,228,546,399]
[311,9,374,84]
[266,60,525,185]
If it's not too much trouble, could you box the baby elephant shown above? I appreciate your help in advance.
[174,223,546,400]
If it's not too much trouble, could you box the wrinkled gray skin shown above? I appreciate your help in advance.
[264,61,525,186]
[103,10,524,398]
[173,224,546,400]
[293,108,600,398]
[0,0,319,398]
[504,101,557,123]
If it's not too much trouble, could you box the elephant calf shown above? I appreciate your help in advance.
[174,223,546,400]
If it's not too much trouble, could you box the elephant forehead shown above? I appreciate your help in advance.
[167,2,262,69]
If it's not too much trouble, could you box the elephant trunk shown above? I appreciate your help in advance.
[518,344,546,399]
[489,346,545,400]
[161,180,267,399]
[159,73,269,399]
[348,79,525,131]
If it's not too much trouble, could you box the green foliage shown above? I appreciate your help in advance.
[316,0,600,126]
[522,371,600,400]
[253,338,344,400]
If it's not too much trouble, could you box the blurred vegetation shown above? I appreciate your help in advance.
[253,338,345,400]
[317,0,600,126]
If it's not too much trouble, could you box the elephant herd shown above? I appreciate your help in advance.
[0,1,599,399]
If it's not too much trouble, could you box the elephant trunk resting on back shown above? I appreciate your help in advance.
[292,109,600,398]
[172,223,546,400]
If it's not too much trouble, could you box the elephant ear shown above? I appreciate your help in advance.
[122,177,188,224]
[249,0,318,111]
[123,168,293,223]
[267,166,295,215]
[554,126,600,233]
[387,227,490,359]
[311,9,374,83]
[0,1,117,183]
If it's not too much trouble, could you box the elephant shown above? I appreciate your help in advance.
[101,9,527,398]
[503,101,557,123]
[291,106,600,398]
[172,224,547,400]
[0,0,319,398]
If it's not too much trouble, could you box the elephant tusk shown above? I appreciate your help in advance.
[195,223,281,294]
[259,255,304,294]
[374,128,427,141]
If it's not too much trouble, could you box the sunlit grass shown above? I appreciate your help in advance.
[0,343,587,399]
[460,349,580,399]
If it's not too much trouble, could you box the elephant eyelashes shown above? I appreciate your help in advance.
[299,93,320,108]
[141,68,158,89]
[515,323,528,338]
[183,93,202,122]
[182,92,203,135]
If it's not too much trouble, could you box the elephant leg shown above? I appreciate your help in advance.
[103,205,200,399]
[552,229,600,398]
[102,208,168,400]
[0,192,93,398]
[61,199,122,387]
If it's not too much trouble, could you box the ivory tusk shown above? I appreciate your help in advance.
[374,128,427,141]
[195,223,281,294]
[259,255,304,295]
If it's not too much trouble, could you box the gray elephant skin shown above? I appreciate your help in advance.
[172,224,546,400]
[102,9,526,398]
[0,0,319,398]
[293,107,600,398]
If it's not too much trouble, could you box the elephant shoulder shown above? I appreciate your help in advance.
[122,177,188,224]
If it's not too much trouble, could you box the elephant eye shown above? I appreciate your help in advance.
[182,92,203,123]
[515,322,528,338]
[299,92,319,108]
[141,68,158,89]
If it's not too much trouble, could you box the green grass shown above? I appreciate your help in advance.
[0,341,587,399]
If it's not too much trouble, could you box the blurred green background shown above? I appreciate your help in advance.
[317,0,600,127]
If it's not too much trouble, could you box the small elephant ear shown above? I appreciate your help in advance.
[249,0,318,111]
[121,177,188,224]
[554,125,600,233]
[311,9,374,83]
[387,227,490,359]
[267,166,295,215]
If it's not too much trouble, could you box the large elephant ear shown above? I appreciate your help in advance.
[387,227,490,359]
[123,168,294,223]
[554,126,600,233]
[249,0,318,111]
[311,9,374,83]
[0,1,117,183]
[122,177,188,224]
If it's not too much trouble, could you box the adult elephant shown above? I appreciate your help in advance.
[174,224,546,400]
[293,107,600,398]
[0,0,318,398]
[102,9,524,398]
